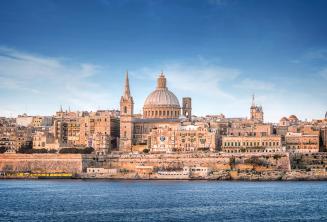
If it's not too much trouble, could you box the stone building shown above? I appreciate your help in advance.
[321,126,327,151]
[285,132,319,153]
[227,123,273,137]
[32,116,53,128]
[250,94,264,123]
[221,135,282,153]
[279,117,290,127]
[14,127,33,150]
[33,131,57,150]
[149,124,217,153]
[182,97,192,121]
[0,125,32,152]
[79,110,119,148]
[16,114,52,128]
[91,132,111,155]
[27,108,120,152]
[16,114,34,127]
[119,72,193,152]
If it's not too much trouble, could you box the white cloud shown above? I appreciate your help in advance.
[129,60,326,122]
[132,62,240,99]
[0,48,324,122]
[233,78,275,91]
[0,47,112,116]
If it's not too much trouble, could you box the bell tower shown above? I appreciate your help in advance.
[182,97,192,120]
[119,71,134,152]
[250,94,264,123]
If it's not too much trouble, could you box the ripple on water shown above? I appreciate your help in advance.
[0,180,327,221]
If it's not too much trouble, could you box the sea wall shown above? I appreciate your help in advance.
[105,152,291,173]
[290,152,327,170]
[3,152,326,180]
[0,154,90,173]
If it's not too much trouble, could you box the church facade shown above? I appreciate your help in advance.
[119,72,195,153]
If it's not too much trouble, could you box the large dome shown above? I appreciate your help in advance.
[143,73,181,119]
[144,89,180,107]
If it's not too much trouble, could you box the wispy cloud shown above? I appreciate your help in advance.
[233,78,275,91]
[0,47,112,115]
[304,49,327,61]
[319,68,327,80]
[132,62,240,99]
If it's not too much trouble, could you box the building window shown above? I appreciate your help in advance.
[124,106,127,114]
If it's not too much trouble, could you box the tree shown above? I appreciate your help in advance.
[59,147,94,154]
[143,148,150,153]
[17,144,33,154]
[59,148,79,154]
[82,147,94,154]
[32,148,48,154]
[0,146,7,154]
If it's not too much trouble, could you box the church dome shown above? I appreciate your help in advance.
[143,73,181,119]
[289,115,298,121]
[144,89,180,107]
[280,117,289,122]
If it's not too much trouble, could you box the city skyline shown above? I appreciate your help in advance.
[1,0,327,121]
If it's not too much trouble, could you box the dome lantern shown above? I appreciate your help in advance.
[143,73,181,119]
[157,72,167,89]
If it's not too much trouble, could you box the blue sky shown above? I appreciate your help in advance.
[0,0,326,122]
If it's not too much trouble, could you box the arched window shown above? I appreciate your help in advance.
[124,106,127,114]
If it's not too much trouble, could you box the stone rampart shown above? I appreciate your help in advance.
[105,152,291,172]
[290,152,327,170]
[0,154,87,173]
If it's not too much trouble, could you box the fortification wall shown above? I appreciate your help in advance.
[0,154,88,173]
[105,152,291,172]
[0,152,292,178]
[290,152,327,170]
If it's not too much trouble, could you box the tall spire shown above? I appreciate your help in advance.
[252,93,255,107]
[123,71,131,99]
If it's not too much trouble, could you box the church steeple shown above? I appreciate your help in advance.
[120,71,134,116]
[123,71,131,99]
[252,93,255,107]
[119,71,134,152]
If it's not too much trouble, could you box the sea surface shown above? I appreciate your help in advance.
[0,180,327,221]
